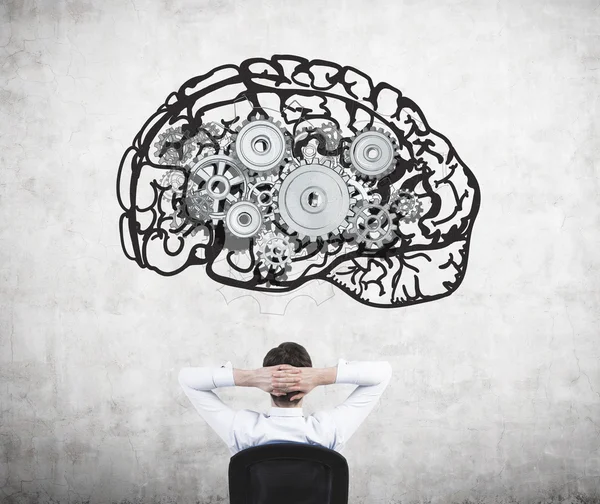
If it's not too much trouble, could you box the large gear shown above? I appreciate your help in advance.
[248,175,277,222]
[232,117,291,174]
[224,200,264,238]
[348,127,398,179]
[348,200,397,249]
[154,127,196,166]
[185,152,248,223]
[273,159,355,241]
[255,227,294,280]
[390,189,423,224]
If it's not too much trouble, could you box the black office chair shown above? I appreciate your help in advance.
[228,442,349,504]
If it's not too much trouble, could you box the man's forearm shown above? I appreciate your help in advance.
[316,366,337,386]
[233,368,254,387]
[233,366,337,389]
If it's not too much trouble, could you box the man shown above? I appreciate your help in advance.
[178,342,392,455]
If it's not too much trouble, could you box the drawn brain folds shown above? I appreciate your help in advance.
[117,55,481,309]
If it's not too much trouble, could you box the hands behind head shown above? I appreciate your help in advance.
[252,364,317,402]
[270,364,320,402]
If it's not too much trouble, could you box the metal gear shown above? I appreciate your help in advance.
[390,189,423,224]
[273,159,355,241]
[297,122,343,151]
[185,152,248,223]
[255,227,294,280]
[348,200,397,249]
[232,117,291,174]
[169,202,203,236]
[195,121,231,149]
[348,127,398,179]
[224,200,264,239]
[160,169,186,202]
[248,175,277,221]
[154,127,196,166]
[346,173,381,205]
[183,191,214,222]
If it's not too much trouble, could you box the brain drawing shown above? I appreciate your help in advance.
[117,55,481,309]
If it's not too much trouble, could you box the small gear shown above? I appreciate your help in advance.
[348,126,399,179]
[297,122,343,151]
[160,169,186,201]
[154,127,196,166]
[390,189,423,224]
[183,191,214,222]
[232,117,291,174]
[195,121,231,148]
[185,152,248,223]
[224,200,264,238]
[348,200,397,249]
[248,175,277,221]
[169,203,203,236]
[346,173,381,205]
[255,227,294,280]
[273,158,355,241]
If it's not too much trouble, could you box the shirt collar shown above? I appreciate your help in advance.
[267,407,304,417]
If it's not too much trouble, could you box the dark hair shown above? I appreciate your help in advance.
[263,342,312,406]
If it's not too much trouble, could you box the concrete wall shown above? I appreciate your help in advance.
[1,0,599,503]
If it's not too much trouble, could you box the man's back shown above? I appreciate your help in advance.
[179,358,393,455]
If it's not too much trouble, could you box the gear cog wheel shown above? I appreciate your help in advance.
[248,175,277,221]
[154,127,196,166]
[273,159,355,241]
[224,200,264,238]
[297,122,343,151]
[255,226,294,280]
[160,169,186,202]
[390,189,423,224]
[232,117,291,174]
[348,200,397,249]
[183,191,214,222]
[185,152,248,223]
[348,127,398,179]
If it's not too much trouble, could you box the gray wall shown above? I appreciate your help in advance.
[1,0,599,503]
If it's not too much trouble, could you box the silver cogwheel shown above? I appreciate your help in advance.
[185,151,248,223]
[348,126,399,179]
[296,122,343,151]
[154,127,196,166]
[224,200,264,239]
[255,227,294,280]
[248,175,277,221]
[348,200,397,249]
[273,159,355,241]
[183,191,214,222]
[346,173,381,205]
[390,189,423,224]
[169,202,203,236]
[232,117,291,174]
[160,169,186,202]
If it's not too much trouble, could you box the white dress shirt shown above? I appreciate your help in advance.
[178,359,393,456]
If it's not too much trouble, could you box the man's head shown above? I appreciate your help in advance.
[263,342,312,407]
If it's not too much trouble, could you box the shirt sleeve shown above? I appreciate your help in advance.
[319,359,393,451]
[178,361,237,449]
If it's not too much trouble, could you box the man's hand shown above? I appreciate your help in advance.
[271,364,335,401]
[234,366,301,396]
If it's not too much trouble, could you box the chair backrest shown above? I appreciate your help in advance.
[228,442,349,504]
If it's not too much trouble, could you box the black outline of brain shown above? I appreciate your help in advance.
[117,55,481,308]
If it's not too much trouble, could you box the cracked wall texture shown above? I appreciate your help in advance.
[0,0,599,503]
